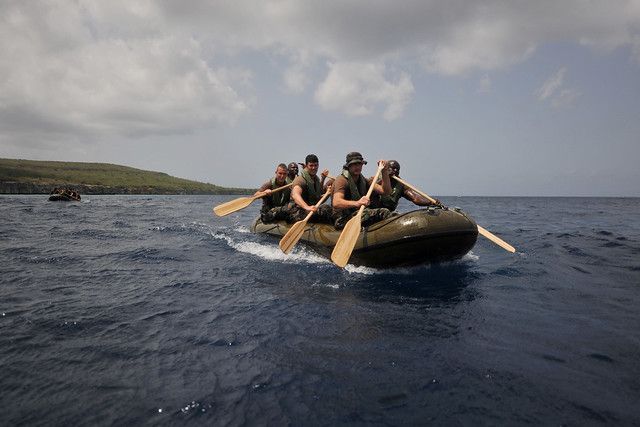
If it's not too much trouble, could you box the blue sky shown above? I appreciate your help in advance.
[1,1,639,195]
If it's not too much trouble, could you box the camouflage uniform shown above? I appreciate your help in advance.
[259,177,292,223]
[332,170,391,229]
[289,169,333,223]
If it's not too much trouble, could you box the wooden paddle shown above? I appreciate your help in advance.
[331,163,385,267]
[279,188,332,254]
[213,182,294,217]
[392,175,516,253]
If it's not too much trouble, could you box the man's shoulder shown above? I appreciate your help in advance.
[292,176,306,187]
[333,175,348,192]
[334,174,348,182]
[259,180,273,191]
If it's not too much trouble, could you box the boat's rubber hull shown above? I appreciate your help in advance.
[49,194,80,202]
[251,207,478,267]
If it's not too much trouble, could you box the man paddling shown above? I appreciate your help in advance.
[370,160,441,211]
[256,163,292,223]
[296,160,331,190]
[290,154,333,223]
[331,152,392,229]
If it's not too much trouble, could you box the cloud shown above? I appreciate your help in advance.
[536,67,567,101]
[314,62,414,120]
[0,1,253,144]
[536,67,581,107]
[551,89,581,108]
[1,0,639,142]
[282,50,314,94]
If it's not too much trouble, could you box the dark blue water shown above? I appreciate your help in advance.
[1,195,639,426]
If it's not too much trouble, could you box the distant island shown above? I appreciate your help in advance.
[0,158,253,195]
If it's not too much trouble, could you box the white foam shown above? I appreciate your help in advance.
[234,225,251,234]
[462,251,479,262]
[209,231,329,265]
[344,264,381,275]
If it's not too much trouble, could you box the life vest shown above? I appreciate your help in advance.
[300,169,323,205]
[341,170,368,201]
[377,181,404,210]
[269,177,292,207]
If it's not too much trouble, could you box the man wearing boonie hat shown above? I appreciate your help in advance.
[369,160,440,211]
[289,154,333,223]
[331,152,392,229]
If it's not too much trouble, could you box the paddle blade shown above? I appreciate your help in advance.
[331,210,363,268]
[213,196,254,217]
[477,225,516,253]
[279,220,308,254]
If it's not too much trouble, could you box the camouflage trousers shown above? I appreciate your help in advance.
[260,205,292,223]
[289,204,334,223]
[333,207,392,230]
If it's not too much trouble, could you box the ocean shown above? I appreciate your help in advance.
[1,195,639,425]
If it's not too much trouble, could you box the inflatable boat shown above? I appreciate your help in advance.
[251,207,478,267]
[49,189,81,202]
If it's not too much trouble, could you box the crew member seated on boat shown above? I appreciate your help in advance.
[332,152,392,229]
[257,163,292,223]
[290,154,333,223]
[294,160,332,189]
[287,162,299,181]
[370,160,441,211]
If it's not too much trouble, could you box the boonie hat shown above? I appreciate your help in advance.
[343,152,367,168]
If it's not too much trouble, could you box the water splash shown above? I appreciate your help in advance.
[208,230,328,264]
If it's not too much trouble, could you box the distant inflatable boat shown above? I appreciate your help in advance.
[49,189,81,202]
[251,207,478,268]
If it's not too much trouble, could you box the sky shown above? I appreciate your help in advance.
[1,1,639,196]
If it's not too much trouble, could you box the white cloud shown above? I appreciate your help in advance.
[0,1,252,143]
[536,67,567,101]
[536,67,581,108]
[1,0,639,142]
[282,50,313,94]
[551,89,581,108]
[314,62,414,121]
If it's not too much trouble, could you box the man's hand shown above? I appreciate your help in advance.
[320,169,329,178]
[357,196,370,207]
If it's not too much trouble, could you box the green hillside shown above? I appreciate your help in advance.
[0,158,252,195]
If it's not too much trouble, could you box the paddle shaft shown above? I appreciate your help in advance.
[213,182,295,217]
[253,182,295,200]
[330,163,385,267]
[477,225,516,253]
[393,176,516,253]
[347,166,384,231]
[303,189,332,220]
[279,189,332,254]
[290,173,334,223]
[392,175,440,205]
